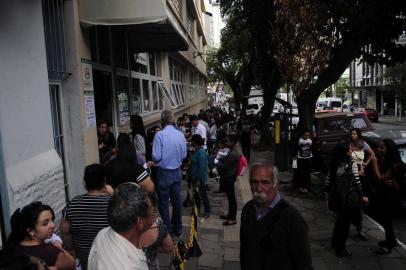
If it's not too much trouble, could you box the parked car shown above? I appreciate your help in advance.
[363,130,406,208]
[311,112,373,173]
[357,108,379,122]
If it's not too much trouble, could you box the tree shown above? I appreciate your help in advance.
[277,0,406,132]
[334,77,350,101]
[222,0,282,146]
[222,0,406,134]
[206,2,254,111]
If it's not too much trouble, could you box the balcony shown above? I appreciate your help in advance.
[79,0,188,51]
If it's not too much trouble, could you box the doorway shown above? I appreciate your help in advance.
[93,69,114,126]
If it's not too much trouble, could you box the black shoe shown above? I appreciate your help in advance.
[204,213,211,218]
[223,220,237,226]
[336,249,352,257]
[375,247,392,255]
[356,232,368,241]
[220,215,230,220]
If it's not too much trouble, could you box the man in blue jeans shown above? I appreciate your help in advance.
[151,110,187,236]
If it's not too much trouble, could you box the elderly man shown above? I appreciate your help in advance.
[152,110,187,237]
[88,183,152,270]
[240,163,313,270]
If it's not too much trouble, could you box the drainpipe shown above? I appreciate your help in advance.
[0,132,12,240]
[395,96,398,118]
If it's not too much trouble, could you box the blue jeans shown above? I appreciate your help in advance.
[156,167,182,236]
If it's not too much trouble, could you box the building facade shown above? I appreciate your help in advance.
[0,0,208,246]
[349,50,386,113]
[208,0,224,48]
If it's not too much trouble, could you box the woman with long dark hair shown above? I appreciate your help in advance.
[4,202,75,269]
[370,139,405,254]
[130,115,147,161]
[325,142,364,257]
[104,142,155,192]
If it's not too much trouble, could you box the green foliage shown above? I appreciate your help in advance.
[334,77,350,100]
[207,0,254,109]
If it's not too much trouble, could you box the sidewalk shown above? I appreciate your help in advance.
[378,115,406,126]
[159,150,406,270]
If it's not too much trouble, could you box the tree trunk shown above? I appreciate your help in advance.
[296,95,317,136]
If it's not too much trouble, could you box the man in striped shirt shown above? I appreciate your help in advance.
[60,164,112,270]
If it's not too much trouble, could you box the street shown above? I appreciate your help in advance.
[372,121,406,131]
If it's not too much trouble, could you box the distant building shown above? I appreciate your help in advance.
[349,46,386,112]
[209,0,225,48]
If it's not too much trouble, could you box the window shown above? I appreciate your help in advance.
[187,10,195,39]
[190,71,198,100]
[42,0,67,81]
[152,81,159,111]
[117,76,130,125]
[149,53,156,76]
[351,118,368,129]
[171,0,183,16]
[142,80,151,112]
[49,85,65,161]
[129,53,162,115]
[90,26,111,65]
[113,31,128,69]
[169,58,187,107]
[131,78,141,115]
[399,147,406,164]
[330,101,342,108]
[159,81,176,107]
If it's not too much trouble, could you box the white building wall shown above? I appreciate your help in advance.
[0,1,65,227]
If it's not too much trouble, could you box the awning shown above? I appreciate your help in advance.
[79,0,189,51]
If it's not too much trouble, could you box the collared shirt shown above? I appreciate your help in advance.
[254,193,281,221]
[88,227,148,270]
[152,125,187,169]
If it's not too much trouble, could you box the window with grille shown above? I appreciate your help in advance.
[42,0,68,81]
[168,58,187,107]
[171,0,183,17]
[187,10,195,39]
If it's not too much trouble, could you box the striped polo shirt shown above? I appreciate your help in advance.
[64,194,110,270]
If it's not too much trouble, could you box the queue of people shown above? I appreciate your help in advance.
[0,107,250,270]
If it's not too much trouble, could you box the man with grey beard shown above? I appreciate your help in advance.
[240,163,313,270]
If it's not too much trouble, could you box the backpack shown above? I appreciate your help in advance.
[237,155,248,176]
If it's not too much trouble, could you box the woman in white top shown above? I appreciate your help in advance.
[131,115,147,161]
[208,118,217,154]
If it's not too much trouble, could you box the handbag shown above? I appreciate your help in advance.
[292,158,298,169]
